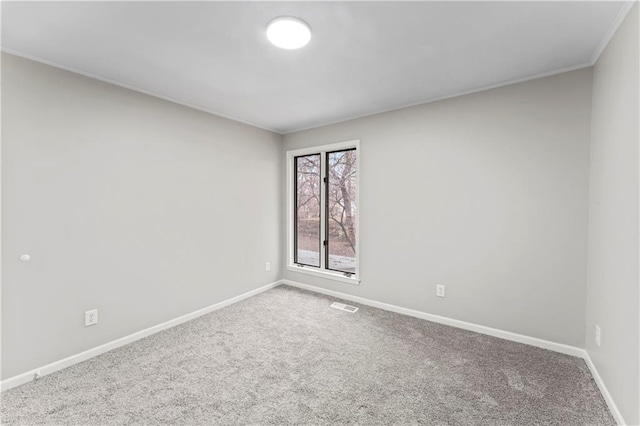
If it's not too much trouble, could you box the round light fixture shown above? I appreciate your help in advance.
[266,16,311,49]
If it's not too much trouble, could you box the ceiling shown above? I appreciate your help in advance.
[1,1,631,134]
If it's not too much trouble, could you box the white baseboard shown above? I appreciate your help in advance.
[0,280,281,392]
[583,351,626,425]
[2,278,625,426]
[281,279,584,357]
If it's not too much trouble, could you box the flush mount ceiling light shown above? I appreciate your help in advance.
[266,16,311,49]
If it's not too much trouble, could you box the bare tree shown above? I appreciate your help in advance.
[295,151,357,258]
[295,155,321,254]
[328,150,357,255]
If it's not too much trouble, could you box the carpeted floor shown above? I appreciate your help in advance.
[1,285,614,425]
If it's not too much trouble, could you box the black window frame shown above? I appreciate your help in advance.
[293,153,322,268]
[324,148,357,276]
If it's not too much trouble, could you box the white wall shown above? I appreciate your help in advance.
[1,54,282,379]
[283,68,593,348]
[586,4,639,425]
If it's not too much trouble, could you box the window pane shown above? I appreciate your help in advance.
[326,149,357,273]
[295,154,321,267]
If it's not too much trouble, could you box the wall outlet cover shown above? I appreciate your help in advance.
[85,309,98,327]
[436,285,446,298]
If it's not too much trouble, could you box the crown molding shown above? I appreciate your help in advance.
[590,1,637,65]
[0,48,283,135]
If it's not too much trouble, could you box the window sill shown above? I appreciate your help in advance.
[286,264,361,285]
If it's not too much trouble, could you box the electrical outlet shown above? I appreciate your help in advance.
[595,325,601,347]
[85,309,98,327]
[265,262,271,272]
[436,285,446,298]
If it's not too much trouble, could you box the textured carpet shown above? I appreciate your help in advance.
[1,285,614,425]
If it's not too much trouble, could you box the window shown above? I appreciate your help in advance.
[294,154,321,268]
[287,140,359,284]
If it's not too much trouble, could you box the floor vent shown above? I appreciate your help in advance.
[330,302,359,313]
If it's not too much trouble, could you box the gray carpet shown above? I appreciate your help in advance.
[1,285,614,425]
